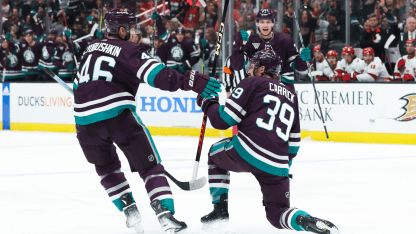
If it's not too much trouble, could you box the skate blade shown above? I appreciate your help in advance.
[320,223,340,234]
[202,220,229,234]
[131,223,144,234]
[164,228,187,234]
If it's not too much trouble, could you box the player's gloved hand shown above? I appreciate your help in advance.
[403,74,415,82]
[65,29,72,38]
[397,59,406,73]
[240,30,249,43]
[179,65,186,74]
[300,47,311,62]
[96,29,103,38]
[87,16,94,22]
[152,12,160,20]
[184,70,221,99]
[67,62,75,71]
[317,75,329,81]
[5,32,11,40]
[196,94,219,112]
[201,39,207,48]
[342,73,357,82]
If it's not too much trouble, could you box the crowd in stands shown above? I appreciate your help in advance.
[0,0,415,84]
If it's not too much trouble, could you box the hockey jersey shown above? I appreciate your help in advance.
[0,42,24,80]
[21,41,43,75]
[39,38,58,71]
[314,59,335,81]
[152,43,169,64]
[356,57,390,82]
[335,57,364,76]
[74,38,201,125]
[53,42,76,78]
[204,76,301,177]
[394,55,416,81]
[223,55,247,92]
[231,32,308,85]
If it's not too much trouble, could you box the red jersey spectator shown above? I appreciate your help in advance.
[184,0,201,29]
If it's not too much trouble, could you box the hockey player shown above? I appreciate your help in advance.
[335,46,363,81]
[391,39,416,82]
[0,33,25,81]
[74,8,221,234]
[223,54,247,97]
[197,49,340,234]
[39,29,59,72]
[152,12,200,74]
[21,29,44,80]
[326,50,339,76]
[342,47,390,82]
[150,35,168,64]
[52,31,76,81]
[312,45,334,81]
[230,8,310,88]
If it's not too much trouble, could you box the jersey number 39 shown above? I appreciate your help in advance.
[256,94,295,142]
[79,54,116,83]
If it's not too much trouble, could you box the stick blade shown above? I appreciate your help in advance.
[189,176,207,190]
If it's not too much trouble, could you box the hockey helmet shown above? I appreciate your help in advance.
[49,28,58,36]
[362,47,375,56]
[341,46,354,56]
[25,29,35,36]
[256,8,276,24]
[245,49,283,77]
[104,8,137,40]
[406,39,416,46]
[175,27,185,35]
[0,35,6,43]
[312,45,321,53]
[326,50,339,58]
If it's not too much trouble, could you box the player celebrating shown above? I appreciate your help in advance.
[74,8,221,234]
[392,39,416,82]
[335,46,363,81]
[342,47,390,82]
[197,50,340,234]
[312,45,334,81]
[230,8,309,88]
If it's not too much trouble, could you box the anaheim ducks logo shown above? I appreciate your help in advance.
[396,94,416,121]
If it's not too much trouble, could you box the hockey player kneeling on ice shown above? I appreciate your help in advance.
[335,46,363,81]
[390,39,416,82]
[342,47,390,82]
[74,8,221,234]
[197,49,340,234]
[312,45,334,81]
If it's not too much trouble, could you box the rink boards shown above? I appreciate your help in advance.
[1,83,416,144]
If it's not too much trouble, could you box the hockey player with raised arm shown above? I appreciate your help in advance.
[196,50,340,234]
[342,47,390,82]
[312,45,334,81]
[391,39,416,82]
[74,8,221,234]
[335,46,364,81]
[230,8,310,89]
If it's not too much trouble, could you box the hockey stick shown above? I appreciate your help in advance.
[191,0,231,181]
[42,68,206,191]
[294,12,329,139]
[74,23,99,43]
[384,34,396,80]
[151,0,158,57]
[1,39,9,83]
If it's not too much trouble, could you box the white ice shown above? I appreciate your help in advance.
[1,131,415,234]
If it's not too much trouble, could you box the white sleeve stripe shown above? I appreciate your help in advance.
[288,55,298,62]
[288,142,301,146]
[185,60,191,68]
[224,107,242,123]
[226,99,247,116]
[137,59,158,79]
[289,133,301,138]
[143,63,161,84]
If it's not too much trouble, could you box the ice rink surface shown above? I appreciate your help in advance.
[1,131,415,234]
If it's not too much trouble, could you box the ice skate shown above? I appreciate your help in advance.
[296,215,340,234]
[151,199,187,234]
[122,193,144,234]
[201,194,229,232]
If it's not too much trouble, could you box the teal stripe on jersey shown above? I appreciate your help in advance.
[4,74,25,79]
[75,105,136,125]
[38,64,58,70]
[147,64,167,88]
[289,146,300,154]
[73,81,78,91]
[232,136,289,177]
[160,30,168,40]
[112,192,135,211]
[132,111,162,163]
[281,76,295,84]
[161,198,175,215]
[218,105,238,127]
[22,70,39,75]
[290,210,310,231]
[210,188,228,204]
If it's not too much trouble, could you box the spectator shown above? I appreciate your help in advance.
[324,10,345,50]
[360,13,388,62]
[3,8,25,39]
[325,0,345,24]
[314,15,329,45]
[51,10,66,36]
[2,0,11,18]
[183,0,202,30]
[301,0,314,12]
[299,9,317,47]
[72,17,86,40]
[399,17,416,56]
[380,16,400,47]
[379,0,400,20]
[362,0,377,21]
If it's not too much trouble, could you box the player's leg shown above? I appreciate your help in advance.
[112,109,186,233]
[254,173,340,234]
[76,123,143,233]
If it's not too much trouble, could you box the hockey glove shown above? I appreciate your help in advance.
[183,70,221,99]
[397,59,406,73]
[403,74,415,82]
[96,30,103,38]
[317,75,329,81]
[201,39,207,48]
[342,73,357,82]
[196,94,219,112]
[300,47,311,62]
[65,29,72,38]
[151,12,160,20]
[179,65,186,74]
[240,30,250,44]
[5,32,11,40]
[67,62,75,71]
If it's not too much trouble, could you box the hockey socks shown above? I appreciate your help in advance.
[208,163,230,204]
[279,207,311,231]
[99,168,134,211]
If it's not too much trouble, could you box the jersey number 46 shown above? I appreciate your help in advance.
[79,54,116,83]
